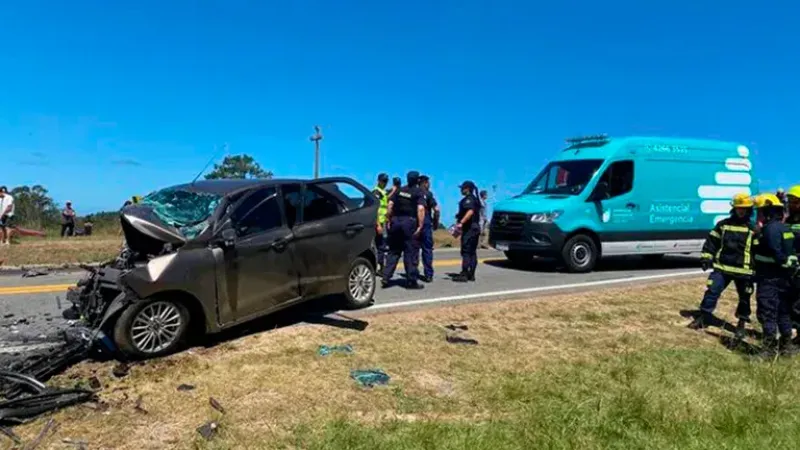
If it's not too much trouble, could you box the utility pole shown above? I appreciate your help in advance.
[309,125,323,179]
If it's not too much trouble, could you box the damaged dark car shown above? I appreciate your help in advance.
[65,177,379,359]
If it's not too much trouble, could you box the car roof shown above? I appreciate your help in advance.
[166,177,358,196]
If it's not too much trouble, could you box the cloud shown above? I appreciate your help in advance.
[19,160,50,167]
[111,158,142,167]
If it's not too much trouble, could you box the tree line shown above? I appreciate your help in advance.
[11,153,271,234]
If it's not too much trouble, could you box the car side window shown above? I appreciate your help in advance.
[597,160,634,199]
[302,185,344,222]
[281,184,302,228]
[231,187,283,237]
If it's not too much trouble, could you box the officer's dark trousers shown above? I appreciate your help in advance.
[420,219,434,278]
[757,277,794,339]
[375,227,387,269]
[460,224,480,276]
[383,216,419,283]
[700,271,753,321]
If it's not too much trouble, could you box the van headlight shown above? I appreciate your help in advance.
[530,211,563,223]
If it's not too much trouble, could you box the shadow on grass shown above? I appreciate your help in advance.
[679,309,764,356]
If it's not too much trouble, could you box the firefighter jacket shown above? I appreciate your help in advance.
[787,214,800,255]
[701,215,757,277]
[754,218,797,279]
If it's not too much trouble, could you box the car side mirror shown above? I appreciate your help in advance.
[590,182,609,201]
[221,228,236,247]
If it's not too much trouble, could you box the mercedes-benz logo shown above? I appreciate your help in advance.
[498,214,509,226]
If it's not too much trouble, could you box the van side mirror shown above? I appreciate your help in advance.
[221,228,236,247]
[590,182,610,201]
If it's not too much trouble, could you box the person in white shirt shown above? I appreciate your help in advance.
[479,190,490,248]
[0,186,15,245]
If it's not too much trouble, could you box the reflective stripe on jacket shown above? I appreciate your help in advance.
[700,217,756,276]
[373,186,388,225]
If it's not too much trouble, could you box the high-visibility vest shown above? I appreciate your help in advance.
[374,187,388,224]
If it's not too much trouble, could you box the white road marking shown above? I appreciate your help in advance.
[369,270,702,311]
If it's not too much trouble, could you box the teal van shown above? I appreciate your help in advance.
[488,135,759,272]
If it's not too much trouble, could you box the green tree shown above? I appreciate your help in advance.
[10,185,61,229]
[204,154,273,180]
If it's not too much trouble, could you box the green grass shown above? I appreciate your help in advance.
[289,348,800,450]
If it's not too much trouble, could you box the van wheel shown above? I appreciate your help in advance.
[113,298,190,359]
[561,235,597,273]
[505,250,532,266]
[343,257,376,309]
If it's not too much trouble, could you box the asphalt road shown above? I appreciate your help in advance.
[0,248,705,345]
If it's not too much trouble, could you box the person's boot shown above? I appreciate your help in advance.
[779,335,799,356]
[467,269,476,282]
[452,271,469,282]
[406,279,424,290]
[759,335,780,358]
[688,313,710,330]
[419,275,433,283]
[734,319,748,341]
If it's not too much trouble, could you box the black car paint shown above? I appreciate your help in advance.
[89,176,377,336]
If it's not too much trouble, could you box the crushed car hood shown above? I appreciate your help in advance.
[121,204,188,255]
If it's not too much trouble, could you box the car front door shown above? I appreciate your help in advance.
[224,186,300,322]
[285,180,376,298]
[587,160,643,255]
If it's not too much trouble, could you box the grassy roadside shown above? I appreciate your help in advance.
[12,278,800,449]
[0,230,460,267]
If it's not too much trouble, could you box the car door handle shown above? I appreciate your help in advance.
[345,223,365,236]
[268,236,292,252]
[626,202,638,209]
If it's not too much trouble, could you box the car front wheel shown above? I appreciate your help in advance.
[343,257,376,309]
[113,298,190,359]
[561,234,598,273]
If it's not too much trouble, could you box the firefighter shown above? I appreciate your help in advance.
[689,193,756,339]
[372,173,390,272]
[753,193,798,356]
[785,186,800,341]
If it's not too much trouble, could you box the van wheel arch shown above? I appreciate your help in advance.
[561,229,601,273]
[565,229,602,258]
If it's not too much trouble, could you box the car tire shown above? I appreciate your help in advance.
[561,235,598,273]
[343,257,376,309]
[113,298,191,359]
[505,250,532,266]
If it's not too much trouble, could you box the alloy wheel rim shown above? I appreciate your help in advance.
[131,301,183,354]
[348,264,375,302]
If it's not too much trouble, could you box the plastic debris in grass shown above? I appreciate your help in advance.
[317,344,354,356]
[350,369,390,388]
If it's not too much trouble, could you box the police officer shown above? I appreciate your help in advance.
[372,173,391,272]
[754,193,798,356]
[453,181,482,282]
[383,171,426,289]
[689,193,756,339]
[417,175,440,282]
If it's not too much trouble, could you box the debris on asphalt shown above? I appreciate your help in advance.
[111,362,130,378]
[2,314,13,320]
[445,324,469,331]
[133,395,148,415]
[350,369,390,388]
[446,335,479,345]
[177,384,195,392]
[21,269,49,278]
[209,397,225,414]
[62,438,89,449]
[317,344,354,356]
[197,420,220,440]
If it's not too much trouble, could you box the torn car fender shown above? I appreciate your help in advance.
[97,292,132,330]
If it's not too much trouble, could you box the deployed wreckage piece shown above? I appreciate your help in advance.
[0,371,94,426]
[66,177,379,360]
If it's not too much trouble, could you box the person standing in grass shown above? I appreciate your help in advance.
[0,186,15,245]
[689,193,757,339]
[61,201,76,237]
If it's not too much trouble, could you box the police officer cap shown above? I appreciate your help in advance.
[418,174,430,183]
[378,173,389,182]
[459,180,476,190]
[407,171,420,184]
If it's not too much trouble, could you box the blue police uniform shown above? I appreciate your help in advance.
[754,215,797,354]
[383,174,425,289]
[419,187,437,281]
[454,182,481,282]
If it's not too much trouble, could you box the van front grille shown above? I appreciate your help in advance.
[490,211,528,240]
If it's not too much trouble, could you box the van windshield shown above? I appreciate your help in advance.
[521,159,604,196]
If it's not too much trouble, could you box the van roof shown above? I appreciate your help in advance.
[555,135,748,161]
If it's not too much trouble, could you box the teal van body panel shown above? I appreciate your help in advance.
[490,136,759,266]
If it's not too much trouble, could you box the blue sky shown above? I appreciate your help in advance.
[1,1,798,221]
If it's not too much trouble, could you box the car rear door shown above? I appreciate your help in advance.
[224,186,301,321]
[287,179,377,298]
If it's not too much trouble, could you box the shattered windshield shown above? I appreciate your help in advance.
[141,187,223,238]
[521,159,604,196]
